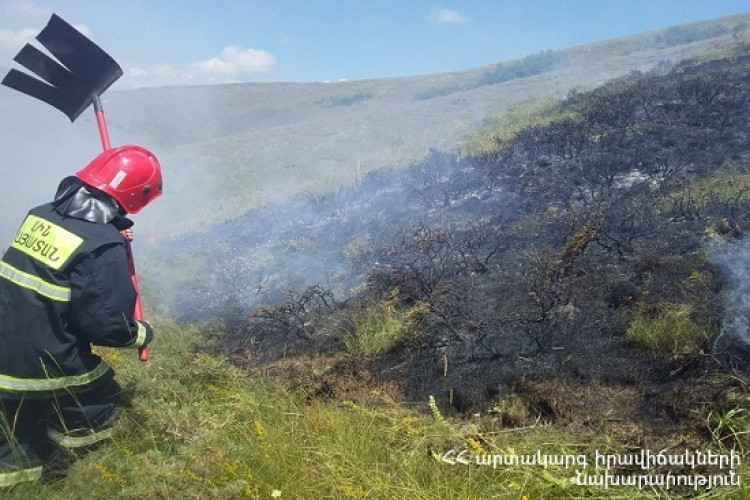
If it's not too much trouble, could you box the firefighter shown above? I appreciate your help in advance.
[0,145,162,487]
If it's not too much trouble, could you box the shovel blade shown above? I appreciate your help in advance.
[1,13,123,122]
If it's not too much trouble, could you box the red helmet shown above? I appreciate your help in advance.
[76,145,163,214]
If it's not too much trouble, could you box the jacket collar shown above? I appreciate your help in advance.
[51,176,121,224]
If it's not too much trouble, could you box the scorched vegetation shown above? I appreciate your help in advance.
[14,40,749,500]
[147,44,750,423]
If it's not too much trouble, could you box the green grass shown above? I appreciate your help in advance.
[707,375,750,455]
[4,319,747,499]
[462,98,580,157]
[658,168,750,220]
[626,302,711,356]
[665,170,750,201]
[339,296,428,358]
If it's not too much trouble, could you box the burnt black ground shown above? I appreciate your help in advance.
[143,47,750,442]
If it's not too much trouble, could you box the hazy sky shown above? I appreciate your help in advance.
[1,0,748,88]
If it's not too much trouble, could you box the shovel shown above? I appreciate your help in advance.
[2,13,150,361]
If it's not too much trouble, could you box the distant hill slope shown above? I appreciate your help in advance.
[1,13,748,242]
[106,12,750,236]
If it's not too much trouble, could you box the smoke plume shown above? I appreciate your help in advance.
[708,240,750,366]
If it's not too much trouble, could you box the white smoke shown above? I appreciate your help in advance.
[0,90,99,246]
[707,240,750,362]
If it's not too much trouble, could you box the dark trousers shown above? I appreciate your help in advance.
[0,379,122,487]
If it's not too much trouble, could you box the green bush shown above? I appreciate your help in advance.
[477,49,570,87]
[317,91,374,107]
[415,50,570,101]
[654,25,730,48]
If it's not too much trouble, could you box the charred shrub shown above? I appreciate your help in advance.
[251,284,337,339]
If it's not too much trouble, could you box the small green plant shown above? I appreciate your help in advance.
[626,302,711,356]
[340,294,426,357]
[489,395,529,428]
[708,377,750,453]
[428,395,451,431]
[0,409,25,474]
[709,407,750,452]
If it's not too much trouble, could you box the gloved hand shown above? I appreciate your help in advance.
[130,319,154,349]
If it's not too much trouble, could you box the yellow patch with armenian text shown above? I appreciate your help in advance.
[11,215,83,270]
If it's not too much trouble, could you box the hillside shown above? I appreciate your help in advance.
[143,29,750,487]
[12,321,747,499]
[4,14,750,499]
[7,13,746,241]
[8,38,750,500]
[147,33,750,375]
[1,13,748,244]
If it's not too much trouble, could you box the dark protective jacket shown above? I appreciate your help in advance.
[0,201,149,398]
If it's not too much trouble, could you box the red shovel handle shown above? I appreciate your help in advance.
[98,97,148,362]
[133,280,150,362]
[139,347,150,362]
[126,237,149,362]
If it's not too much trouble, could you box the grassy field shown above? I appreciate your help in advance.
[4,319,746,499]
